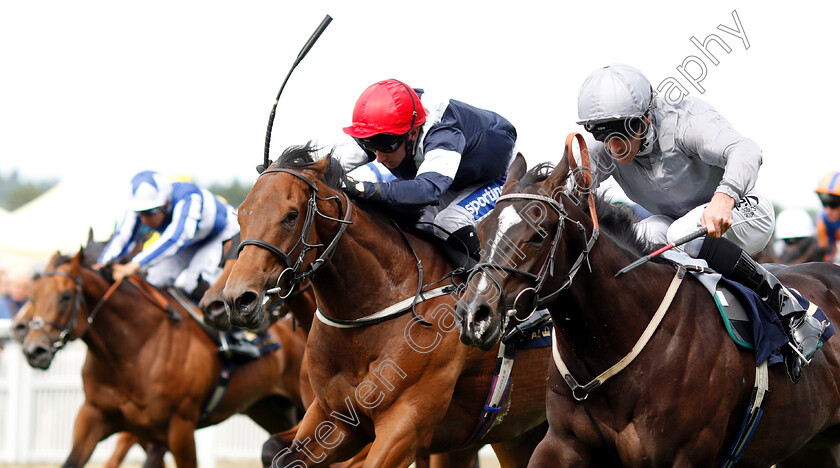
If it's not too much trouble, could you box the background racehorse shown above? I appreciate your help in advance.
[20,247,307,468]
[457,153,840,466]
[222,145,549,467]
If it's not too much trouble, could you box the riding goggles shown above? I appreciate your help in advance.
[584,117,645,142]
[136,207,164,217]
[818,193,840,209]
[355,132,406,153]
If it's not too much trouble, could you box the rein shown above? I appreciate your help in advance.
[29,267,184,352]
[467,192,599,331]
[29,270,122,352]
[239,167,353,298]
[466,133,601,328]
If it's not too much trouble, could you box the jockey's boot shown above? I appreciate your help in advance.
[443,226,481,273]
[699,237,825,383]
[221,328,262,360]
[730,250,826,382]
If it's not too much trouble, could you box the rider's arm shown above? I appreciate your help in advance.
[97,211,143,265]
[332,135,373,174]
[679,105,762,205]
[365,126,466,206]
[132,194,201,267]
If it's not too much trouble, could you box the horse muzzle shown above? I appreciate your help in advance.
[199,293,233,332]
[224,287,268,332]
[456,298,502,351]
[23,340,55,370]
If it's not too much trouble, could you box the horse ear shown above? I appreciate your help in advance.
[309,156,330,175]
[545,146,571,190]
[502,153,527,194]
[69,248,84,272]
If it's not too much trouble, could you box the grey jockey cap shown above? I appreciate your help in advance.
[577,64,653,125]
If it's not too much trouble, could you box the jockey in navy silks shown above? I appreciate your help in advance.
[339,79,517,264]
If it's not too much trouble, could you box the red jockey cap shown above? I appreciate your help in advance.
[343,79,426,139]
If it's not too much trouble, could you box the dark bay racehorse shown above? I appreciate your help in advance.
[223,145,550,467]
[20,248,308,468]
[457,153,840,466]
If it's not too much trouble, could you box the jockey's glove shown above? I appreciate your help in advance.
[342,174,366,198]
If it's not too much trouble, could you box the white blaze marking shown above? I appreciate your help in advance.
[476,206,522,292]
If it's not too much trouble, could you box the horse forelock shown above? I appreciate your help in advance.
[271,142,344,190]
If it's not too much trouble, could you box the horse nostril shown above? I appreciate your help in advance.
[472,303,493,327]
[12,322,29,342]
[235,291,260,314]
[205,301,232,331]
[25,343,52,364]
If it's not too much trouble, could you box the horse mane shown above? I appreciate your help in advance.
[517,162,658,257]
[272,142,423,230]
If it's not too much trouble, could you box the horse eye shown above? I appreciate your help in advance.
[284,212,299,225]
[528,229,548,244]
[59,292,73,303]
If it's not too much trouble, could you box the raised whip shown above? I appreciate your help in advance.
[260,14,333,173]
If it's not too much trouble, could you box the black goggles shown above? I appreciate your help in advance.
[137,207,164,217]
[818,193,840,209]
[355,133,406,154]
[585,117,645,142]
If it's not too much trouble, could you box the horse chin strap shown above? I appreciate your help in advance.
[239,167,353,298]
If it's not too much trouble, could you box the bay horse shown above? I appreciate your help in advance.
[21,248,307,468]
[222,145,550,467]
[200,207,451,468]
[456,153,840,466]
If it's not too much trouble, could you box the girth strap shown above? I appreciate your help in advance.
[722,361,769,467]
[552,266,687,401]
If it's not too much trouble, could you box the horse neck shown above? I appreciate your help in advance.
[553,203,678,367]
[287,284,317,328]
[78,270,169,363]
[309,201,439,320]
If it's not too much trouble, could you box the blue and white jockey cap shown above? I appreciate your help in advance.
[129,171,172,212]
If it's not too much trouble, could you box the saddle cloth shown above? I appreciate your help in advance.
[662,251,835,366]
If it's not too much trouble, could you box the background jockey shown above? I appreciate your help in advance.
[339,78,517,263]
[815,171,840,263]
[774,208,824,264]
[577,63,824,383]
[96,171,258,357]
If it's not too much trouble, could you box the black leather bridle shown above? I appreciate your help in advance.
[237,167,353,298]
[466,193,598,331]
